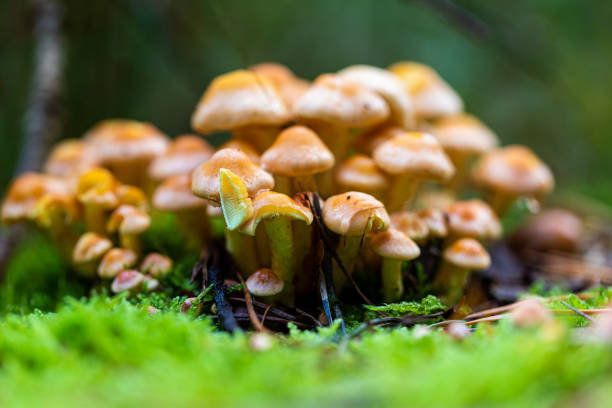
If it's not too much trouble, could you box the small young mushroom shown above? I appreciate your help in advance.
[75,168,119,234]
[72,232,113,277]
[111,269,145,295]
[191,69,290,151]
[107,204,151,254]
[433,238,491,305]
[246,268,284,297]
[181,297,203,315]
[148,134,214,182]
[445,199,502,242]
[116,184,149,212]
[416,208,448,240]
[370,228,420,302]
[249,62,310,111]
[32,192,81,260]
[140,253,173,278]
[261,125,335,194]
[472,145,554,215]
[98,248,138,279]
[510,298,552,328]
[373,132,455,212]
[323,192,390,287]
[388,61,463,120]
[334,154,389,199]
[390,211,430,244]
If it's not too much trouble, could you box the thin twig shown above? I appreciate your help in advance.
[235,270,265,331]
[560,301,595,322]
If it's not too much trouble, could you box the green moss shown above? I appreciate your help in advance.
[364,295,446,317]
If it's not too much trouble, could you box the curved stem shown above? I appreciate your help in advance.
[84,204,107,234]
[264,217,296,306]
[385,176,419,212]
[381,258,404,302]
[225,229,259,277]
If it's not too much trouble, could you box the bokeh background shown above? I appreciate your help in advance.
[1,0,611,203]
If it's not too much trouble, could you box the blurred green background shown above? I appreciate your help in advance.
[1,0,611,202]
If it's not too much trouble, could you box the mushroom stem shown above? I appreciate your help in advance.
[273,176,291,195]
[225,229,259,277]
[385,176,419,212]
[107,160,148,188]
[446,152,472,192]
[309,122,350,197]
[381,258,404,302]
[84,204,108,234]
[119,233,141,255]
[255,227,270,267]
[489,192,516,217]
[333,234,362,289]
[263,217,297,306]
[175,208,211,249]
[433,263,470,305]
[291,174,317,195]
[233,125,280,152]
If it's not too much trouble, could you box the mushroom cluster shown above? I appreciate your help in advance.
[1,62,555,307]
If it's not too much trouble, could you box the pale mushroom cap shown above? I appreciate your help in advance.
[111,270,145,293]
[191,148,274,206]
[239,191,313,236]
[472,145,554,197]
[72,232,113,263]
[44,139,98,177]
[249,62,310,110]
[220,139,261,164]
[148,135,214,180]
[294,74,390,127]
[261,125,335,177]
[1,173,69,224]
[446,199,502,240]
[140,253,173,278]
[373,132,455,182]
[337,64,415,128]
[153,174,205,211]
[443,238,491,271]
[191,70,290,134]
[388,62,463,118]
[416,208,448,238]
[323,191,390,236]
[98,248,138,278]
[246,268,284,296]
[390,211,429,242]
[75,168,119,208]
[335,154,389,194]
[510,209,583,254]
[511,299,552,327]
[107,204,151,235]
[370,228,420,260]
[85,120,169,164]
[431,114,498,155]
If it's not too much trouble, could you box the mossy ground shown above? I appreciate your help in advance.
[2,217,612,407]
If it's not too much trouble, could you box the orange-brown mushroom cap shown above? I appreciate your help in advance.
[430,114,498,155]
[323,192,390,236]
[246,268,284,297]
[390,211,429,242]
[98,248,138,279]
[116,184,149,212]
[334,155,389,195]
[107,205,151,235]
[153,174,206,211]
[191,148,274,206]
[76,168,119,209]
[373,132,455,182]
[111,270,145,294]
[443,238,491,271]
[239,191,313,236]
[219,139,261,164]
[44,139,98,177]
[370,228,420,260]
[72,232,113,264]
[191,70,290,134]
[249,62,310,110]
[261,125,334,177]
[446,199,502,240]
[32,192,80,228]
[140,253,173,278]
[417,208,448,239]
[148,135,214,181]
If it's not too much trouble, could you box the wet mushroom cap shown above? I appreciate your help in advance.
[111,270,145,293]
[72,232,113,263]
[334,155,389,193]
[249,62,310,110]
[337,64,415,128]
[75,168,119,208]
[446,199,502,240]
[246,268,284,296]
[370,228,420,260]
[191,148,274,206]
[219,139,261,164]
[472,145,554,197]
[191,69,289,134]
[43,139,98,177]
[390,211,430,242]
[294,73,390,127]
[323,191,390,236]
[239,191,313,235]
[430,113,498,155]
[261,125,335,177]
[98,248,138,278]
[148,135,214,180]
[153,174,206,211]
[85,120,169,164]
[107,205,151,235]
[140,253,173,278]
[373,132,455,182]
[443,238,491,271]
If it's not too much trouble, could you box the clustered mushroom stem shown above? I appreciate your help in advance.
[291,174,317,195]
[263,217,297,306]
[446,152,472,192]
[313,123,350,197]
[381,258,404,302]
[175,209,211,249]
[385,176,419,212]
[84,204,108,234]
[120,233,141,256]
[333,234,363,289]
[46,216,78,262]
[433,263,470,305]
[224,229,259,277]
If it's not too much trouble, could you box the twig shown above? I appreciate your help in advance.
[560,301,595,322]
[205,244,240,334]
[318,262,333,328]
[235,270,265,331]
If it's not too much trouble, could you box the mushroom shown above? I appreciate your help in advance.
[388,61,463,120]
[75,168,119,234]
[140,253,173,278]
[334,154,389,199]
[107,204,151,254]
[148,134,214,182]
[72,232,113,277]
[32,192,81,260]
[510,298,552,327]
[237,191,313,304]
[85,119,169,187]
[246,268,284,297]
[433,238,491,305]
[43,139,98,178]
[98,248,138,279]
[191,69,290,151]
[373,132,455,212]
[116,184,149,212]
[370,229,420,302]
[153,174,210,247]
[249,62,310,111]
[472,145,554,215]
[261,125,335,194]
[219,139,261,164]
[414,189,455,211]
[445,199,502,243]
[416,208,448,240]
[390,211,430,244]
[323,192,390,287]
[337,64,415,129]
[111,270,146,295]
